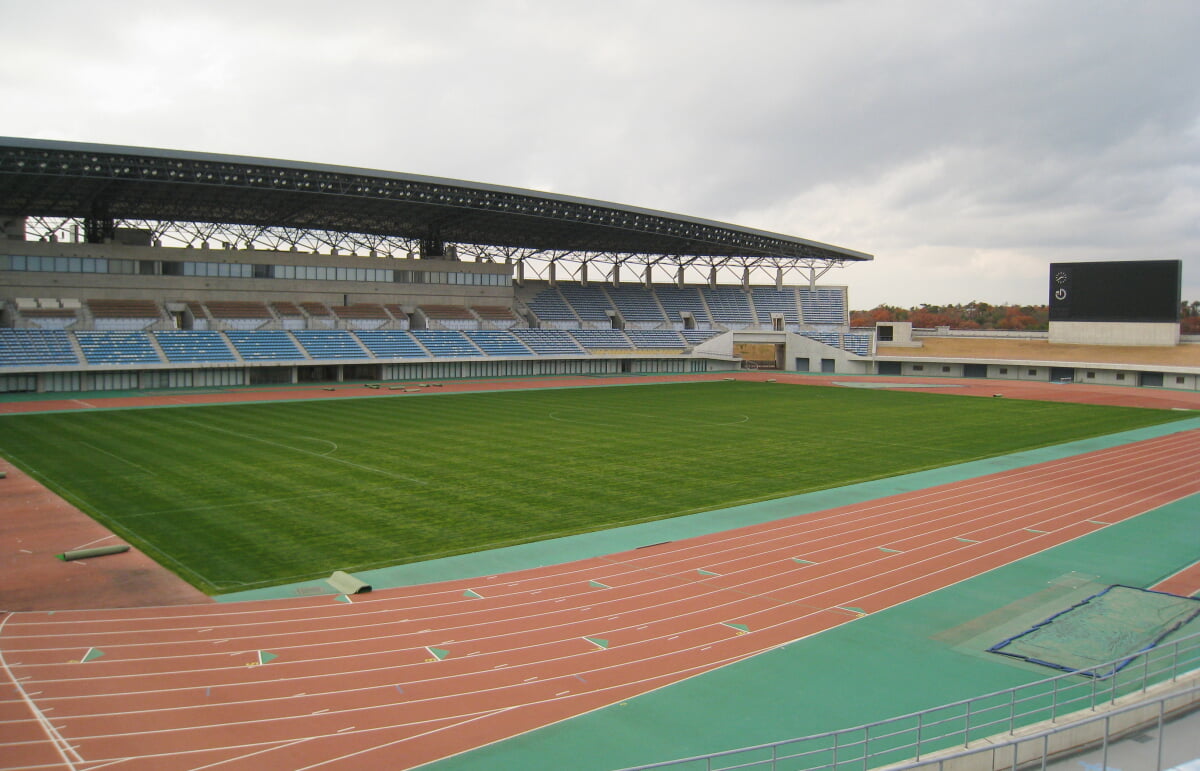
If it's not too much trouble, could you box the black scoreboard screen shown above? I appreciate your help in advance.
[1048,260,1181,323]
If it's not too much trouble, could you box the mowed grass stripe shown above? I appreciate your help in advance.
[0,381,1186,593]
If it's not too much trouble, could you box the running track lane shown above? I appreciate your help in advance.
[1,429,1198,771]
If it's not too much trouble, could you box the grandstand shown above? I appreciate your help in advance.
[1,137,1196,394]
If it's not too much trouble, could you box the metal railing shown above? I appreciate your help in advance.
[617,630,1200,771]
[888,681,1200,770]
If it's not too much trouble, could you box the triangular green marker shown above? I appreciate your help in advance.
[81,647,105,663]
[954,537,979,543]
[722,622,750,634]
[427,646,450,661]
[463,589,483,599]
[838,607,867,616]
[588,580,610,589]
[334,594,352,603]
[258,650,278,665]
[792,558,815,565]
[584,637,609,649]
[1025,528,1047,534]
[697,569,719,577]
[878,547,901,553]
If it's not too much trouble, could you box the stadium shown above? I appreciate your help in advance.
[0,137,1198,770]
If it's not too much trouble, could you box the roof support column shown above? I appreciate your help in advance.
[709,266,718,289]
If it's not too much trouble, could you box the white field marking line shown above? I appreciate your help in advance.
[10,480,1190,735]
[571,437,1174,578]
[0,615,83,768]
[176,736,317,770]
[70,534,117,551]
[41,695,515,753]
[15,425,1195,606]
[299,437,338,456]
[680,452,1198,578]
[173,417,426,485]
[79,441,157,476]
[1154,559,1200,589]
[11,451,1190,677]
[630,429,1200,565]
[17,494,1187,714]
[19,476,1157,712]
[9,437,1200,634]
[580,445,1187,595]
[37,707,508,769]
[625,459,1200,606]
[17,452,1192,675]
[290,707,519,771]
[184,427,1190,619]
[838,490,1200,615]
[0,450,220,589]
[594,432,1197,575]
[14,432,1195,672]
[70,399,96,409]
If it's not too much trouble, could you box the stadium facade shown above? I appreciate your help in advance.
[1,137,1196,394]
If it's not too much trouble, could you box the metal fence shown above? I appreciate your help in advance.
[617,629,1200,771]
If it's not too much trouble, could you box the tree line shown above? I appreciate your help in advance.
[851,301,1200,334]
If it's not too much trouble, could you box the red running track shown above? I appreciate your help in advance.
[1,428,1198,770]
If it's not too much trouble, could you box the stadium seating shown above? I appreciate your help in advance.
[510,329,587,355]
[76,331,162,365]
[292,330,369,359]
[680,329,720,345]
[420,305,478,330]
[225,330,306,361]
[842,333,873,356]
[471,305,520,327]
[751,287,801,324]
[801,330,841,348]
[701,286,754,325]
[411,330,483,357]
[86,299,162,330]
[570,329,633,349]
[655,285,712,326]
[463,330,533,356]
[0,329,79,366]
[557,284,613,323]
[154,331,238,363]
[605,286,667,324]
[799,288,847,325]
[524,287,578,323]
[353,330,427,358]
[626,329,686,348]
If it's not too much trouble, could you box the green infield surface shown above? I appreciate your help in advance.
[0,381,1189,594]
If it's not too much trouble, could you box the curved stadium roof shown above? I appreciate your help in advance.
[0,137,871,269]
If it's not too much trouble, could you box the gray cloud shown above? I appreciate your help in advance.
[2,0,1197,307]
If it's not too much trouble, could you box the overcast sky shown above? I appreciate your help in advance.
[3,0,1197,308]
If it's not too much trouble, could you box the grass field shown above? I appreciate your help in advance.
[0,380,1189,594]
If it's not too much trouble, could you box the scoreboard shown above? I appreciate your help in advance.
[1049,260,1181,323]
